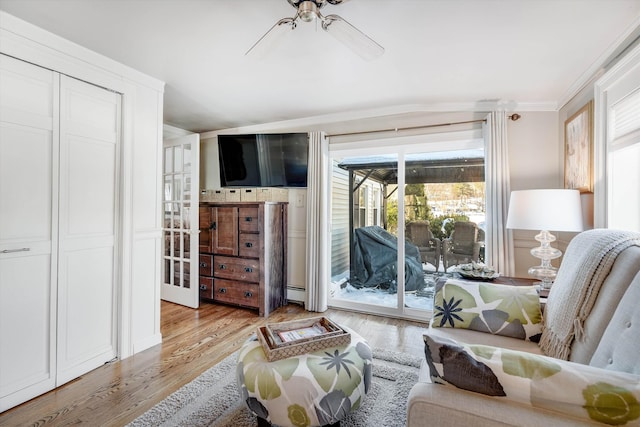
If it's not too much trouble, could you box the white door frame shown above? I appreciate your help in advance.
[161,134,200,308]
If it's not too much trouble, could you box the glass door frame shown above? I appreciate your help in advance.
[326,134,484,321]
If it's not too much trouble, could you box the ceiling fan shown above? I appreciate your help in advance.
[246,0,384,61]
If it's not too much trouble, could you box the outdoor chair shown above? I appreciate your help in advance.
[405,220,441,272]
[442,221,484,272]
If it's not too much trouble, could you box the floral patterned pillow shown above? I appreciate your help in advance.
[423,334,640,425]
[432,279,543,342]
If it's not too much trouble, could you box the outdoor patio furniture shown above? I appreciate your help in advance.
[351,226,424,292]
[405,220,441,271]
[442,221,484,272]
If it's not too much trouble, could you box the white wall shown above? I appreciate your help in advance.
[508,112,561,191]
[286,189,308,301]
[507,111,566,277]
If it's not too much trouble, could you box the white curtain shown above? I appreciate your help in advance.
[484,111,515,276]
[305,131,329,312]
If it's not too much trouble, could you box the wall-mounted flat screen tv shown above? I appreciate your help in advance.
[218,133,309,187]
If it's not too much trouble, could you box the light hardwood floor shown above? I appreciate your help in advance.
[0,301,428,426]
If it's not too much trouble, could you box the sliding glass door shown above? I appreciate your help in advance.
[328,136,485,321]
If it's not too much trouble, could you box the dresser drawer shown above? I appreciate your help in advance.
[239,233,260,258]
[199,206,213,253]
[214,255,260,283]
[199,276,214,300]
[238,207,259,233]
[199,254,213,276]
[213,279,259,308]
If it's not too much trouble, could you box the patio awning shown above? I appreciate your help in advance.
[337,149,484,184]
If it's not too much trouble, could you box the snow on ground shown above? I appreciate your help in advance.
[329,267,446,312]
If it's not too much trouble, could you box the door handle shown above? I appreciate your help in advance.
[1,248,30,254]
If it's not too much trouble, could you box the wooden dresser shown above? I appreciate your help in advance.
[199,201,288,316]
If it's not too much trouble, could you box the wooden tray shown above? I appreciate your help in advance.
[257,317,351,361]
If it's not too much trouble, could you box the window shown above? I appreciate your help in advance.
[595,43,640,231]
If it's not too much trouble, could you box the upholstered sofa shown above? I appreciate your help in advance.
[408,229,640,426]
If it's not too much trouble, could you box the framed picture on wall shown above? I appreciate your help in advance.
[564,101,593,193]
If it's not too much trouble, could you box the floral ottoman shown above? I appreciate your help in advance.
[236,328,372,427]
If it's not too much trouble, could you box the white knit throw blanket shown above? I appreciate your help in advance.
[539,229,640,360]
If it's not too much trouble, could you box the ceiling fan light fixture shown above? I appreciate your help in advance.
[247,0,384,60]
[298,1,319,22]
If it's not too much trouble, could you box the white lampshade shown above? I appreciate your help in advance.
[506,189,584,232]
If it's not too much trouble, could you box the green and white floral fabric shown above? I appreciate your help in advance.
[236,331,372,427]
[424,334,640,425]
[432,279,543,342]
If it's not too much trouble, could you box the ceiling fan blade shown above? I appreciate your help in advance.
[246,17,296,58]
[321,14,384,61]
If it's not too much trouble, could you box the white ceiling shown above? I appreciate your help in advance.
[2,0,640,133]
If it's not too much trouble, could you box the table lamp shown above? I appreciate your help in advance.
[506,189,584,289]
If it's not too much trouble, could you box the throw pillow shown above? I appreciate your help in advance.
[432,279,542,342]
[423,334,640,426]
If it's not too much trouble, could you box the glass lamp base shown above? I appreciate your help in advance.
[528,230,562,290]
[528,266,557,290]
[532,281,553,292]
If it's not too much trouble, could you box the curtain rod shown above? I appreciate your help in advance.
[325,114,521,138]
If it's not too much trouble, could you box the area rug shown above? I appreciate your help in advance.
[127,348,422,427]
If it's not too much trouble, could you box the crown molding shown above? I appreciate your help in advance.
[558,15,640,109]
[200,101,559,138]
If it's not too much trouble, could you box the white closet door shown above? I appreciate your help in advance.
[56,75,120,385]
[0,55,58,411]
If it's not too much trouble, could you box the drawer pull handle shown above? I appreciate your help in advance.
[199,262,208,267]
[245,217,252,222]
[219,264,226,270]
[199,284,208,291]
[244,291,253,298]
[245,242,253,248]
[244,267,253,273]
[219,288,227,293]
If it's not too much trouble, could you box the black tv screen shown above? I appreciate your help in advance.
[218,133,309,187]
